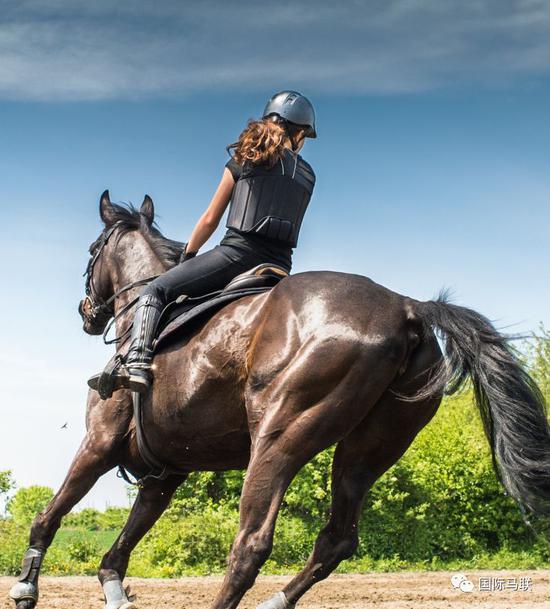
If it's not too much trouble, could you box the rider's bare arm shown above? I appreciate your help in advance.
[186,168,235,254]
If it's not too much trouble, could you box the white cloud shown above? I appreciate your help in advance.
[0,0,549,100]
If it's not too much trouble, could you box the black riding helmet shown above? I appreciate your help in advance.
[263,90,317,138]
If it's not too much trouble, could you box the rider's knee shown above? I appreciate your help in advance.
[139,281,164,302]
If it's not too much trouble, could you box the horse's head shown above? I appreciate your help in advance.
[78,189,156,335]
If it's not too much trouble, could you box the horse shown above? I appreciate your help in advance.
[10,190,550,609]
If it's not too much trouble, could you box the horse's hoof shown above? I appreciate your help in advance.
[14,601,36,609]
[10,581,38,604]
[105,600,136,609]
[103,578,136,609]
[105,601,136,609]
[256,591,295,609]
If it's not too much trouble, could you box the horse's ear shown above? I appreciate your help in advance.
[140,195,155,226]
[99,190,117,226]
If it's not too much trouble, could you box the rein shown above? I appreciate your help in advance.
[100,276,159,344]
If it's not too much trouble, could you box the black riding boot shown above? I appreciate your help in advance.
[88,294,163,399]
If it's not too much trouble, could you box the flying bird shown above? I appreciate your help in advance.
[60,423,68,429]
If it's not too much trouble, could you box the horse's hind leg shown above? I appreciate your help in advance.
[278,411,435,607]
[210,341,408,609]
[10,433,118,609]
[98,474,184,609]
[259,341,442,609]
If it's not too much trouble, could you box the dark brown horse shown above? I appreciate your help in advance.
[10,191,550,609]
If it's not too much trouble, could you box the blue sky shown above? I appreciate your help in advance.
[0,1,549,510]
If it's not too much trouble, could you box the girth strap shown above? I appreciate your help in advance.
[132,392,165,473]
[122,391,176,486]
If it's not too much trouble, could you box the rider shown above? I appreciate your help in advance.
[88,90,317,398]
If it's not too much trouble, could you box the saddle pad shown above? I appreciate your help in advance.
[153,286,272,350]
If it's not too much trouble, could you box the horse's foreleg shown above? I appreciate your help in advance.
[98,474,184,609]
[10,433,117,609]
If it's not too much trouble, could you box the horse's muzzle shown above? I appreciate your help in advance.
[78,298,109,335]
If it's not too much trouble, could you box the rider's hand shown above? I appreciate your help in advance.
[178,244,197,264]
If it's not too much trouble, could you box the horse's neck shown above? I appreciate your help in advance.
[110,232,167,344]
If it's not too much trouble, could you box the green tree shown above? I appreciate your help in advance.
[7,486,54,526]
[0,471,13,496]
[0,471,14,514]
[63,508,101,530]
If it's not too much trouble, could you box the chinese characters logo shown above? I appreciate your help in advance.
[451,573,533,593]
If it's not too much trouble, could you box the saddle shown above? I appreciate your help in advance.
[153,263,288,350]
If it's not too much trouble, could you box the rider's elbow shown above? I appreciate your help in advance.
[201,214,220,231]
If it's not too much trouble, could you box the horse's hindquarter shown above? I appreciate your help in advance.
[142,291,272,470]
[245,271,419,441]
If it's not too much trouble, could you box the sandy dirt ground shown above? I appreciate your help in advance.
[2,571,549,609]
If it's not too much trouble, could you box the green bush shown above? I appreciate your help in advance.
[7,486,54,526]
[0,471,13,497]
[282,448,333,523]
[98,507,131,530]
[269,515,316,566]
[170,471,245,514]
[356,392,529,563]
[130,506,239,576]
[64,508,101,530]
[0,470,14,516]
[0,519,29,575]
[66,537,102,563]
[42,529,117,576]
[64,506,130,531]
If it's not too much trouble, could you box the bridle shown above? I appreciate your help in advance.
[81,222,158,345]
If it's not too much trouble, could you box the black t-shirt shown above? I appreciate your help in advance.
[219,156,293,270]
[225,157,243,182]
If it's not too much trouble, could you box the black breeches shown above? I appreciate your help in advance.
[141,244,288,305]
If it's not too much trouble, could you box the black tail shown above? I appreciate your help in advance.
[416,294,550,517]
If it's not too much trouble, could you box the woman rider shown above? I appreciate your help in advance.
[88,90,316,398]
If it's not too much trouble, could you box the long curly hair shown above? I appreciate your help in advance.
[228,119,303,167]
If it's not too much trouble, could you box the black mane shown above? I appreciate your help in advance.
[90,202,183,267]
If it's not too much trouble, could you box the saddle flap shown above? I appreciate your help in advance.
[153,264,288,350]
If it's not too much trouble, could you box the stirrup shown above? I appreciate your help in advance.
[87,356,151,399]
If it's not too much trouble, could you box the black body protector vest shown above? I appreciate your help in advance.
[226,149,315,247]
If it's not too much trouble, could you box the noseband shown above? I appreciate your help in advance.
[82,223,158,344]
